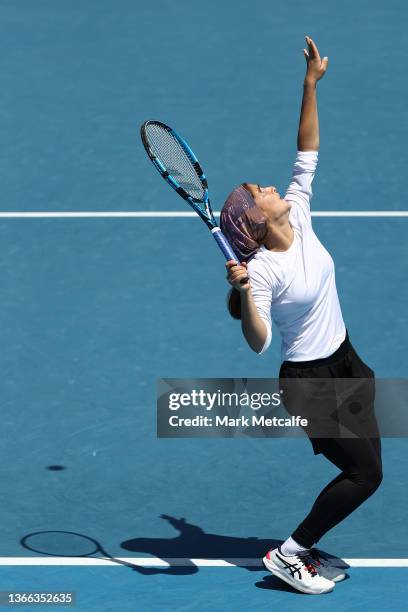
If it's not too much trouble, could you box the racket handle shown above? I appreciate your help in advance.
[211,228,249,285]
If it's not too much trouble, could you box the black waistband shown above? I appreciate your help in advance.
[281,330,351,369]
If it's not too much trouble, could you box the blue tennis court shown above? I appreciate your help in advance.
[0,0,407,610]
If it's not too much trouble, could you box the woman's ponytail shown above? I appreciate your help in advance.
[227,287,242,320]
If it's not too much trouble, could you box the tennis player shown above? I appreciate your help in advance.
[221,36,382,595]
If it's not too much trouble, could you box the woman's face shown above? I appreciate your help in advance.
[242,183,291,221]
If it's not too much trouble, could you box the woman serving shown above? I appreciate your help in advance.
[221,36,382,595]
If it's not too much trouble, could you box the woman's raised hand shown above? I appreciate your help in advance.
[303,36,328,83]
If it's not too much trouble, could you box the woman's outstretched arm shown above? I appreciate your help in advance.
[297,36,328,152]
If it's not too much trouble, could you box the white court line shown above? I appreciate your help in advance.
[0,211,407,219]
[0,557,407,567]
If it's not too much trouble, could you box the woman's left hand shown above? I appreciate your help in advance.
[303,35,328,83]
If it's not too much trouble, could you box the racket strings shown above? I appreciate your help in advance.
[144,123,205,201]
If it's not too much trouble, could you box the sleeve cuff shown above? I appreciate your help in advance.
[295,150,318,167]
[296,149,319,155]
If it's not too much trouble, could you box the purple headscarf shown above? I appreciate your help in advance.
[220,185,267,263]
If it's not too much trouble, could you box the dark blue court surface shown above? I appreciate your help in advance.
[0,0,407,610]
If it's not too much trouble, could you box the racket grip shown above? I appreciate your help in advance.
[211,228,249,285]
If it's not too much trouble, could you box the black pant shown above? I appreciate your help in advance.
[279,331,383,548]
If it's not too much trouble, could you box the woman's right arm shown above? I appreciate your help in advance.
[226,260,271,354]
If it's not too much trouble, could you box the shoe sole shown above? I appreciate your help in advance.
[262,556,335,595]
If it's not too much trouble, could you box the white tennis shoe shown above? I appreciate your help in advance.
[262,546,335,594]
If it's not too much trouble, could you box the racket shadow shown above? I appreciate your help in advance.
[19,530,158,574]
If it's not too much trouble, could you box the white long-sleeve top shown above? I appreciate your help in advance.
[247,150,346,362]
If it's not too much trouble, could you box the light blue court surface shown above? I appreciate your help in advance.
[0,0,408,610]
[0,567,408,612]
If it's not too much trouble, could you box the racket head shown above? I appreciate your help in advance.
[20,530,101,557]
[140,120,216,228]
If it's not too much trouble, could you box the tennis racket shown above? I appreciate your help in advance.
[140,120,249,284]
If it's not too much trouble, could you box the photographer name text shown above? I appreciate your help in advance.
[168,415,308,428]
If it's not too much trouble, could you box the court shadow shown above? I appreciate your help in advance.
[255,574,305,593]
[120,514,350,576]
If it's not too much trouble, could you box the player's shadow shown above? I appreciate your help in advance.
[121,514,349,579]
